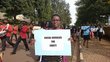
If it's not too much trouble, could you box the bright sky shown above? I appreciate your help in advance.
[65,0,77,25]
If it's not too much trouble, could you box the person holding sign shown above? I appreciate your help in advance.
[40,14,68,62]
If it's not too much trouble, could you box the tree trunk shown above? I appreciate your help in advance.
[13,15,16,21]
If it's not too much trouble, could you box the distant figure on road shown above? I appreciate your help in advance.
[98,26,105,41]
[11,21,29,54]
[0,19,15,51]
[94,26,99,39]
[11,24,18,42]
[81,24,91,48]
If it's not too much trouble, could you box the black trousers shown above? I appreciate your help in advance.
[12,36,29,53]
[41,56,61,62]
[28,33,34,43]
[98,32,103,41]
[1,36,14,50]
[11,33,17,41]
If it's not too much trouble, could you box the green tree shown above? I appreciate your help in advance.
[0,0,35,21]
[35,0,52,22]
[75,0,110,25]
[0,0,71,26]
[51,0,71,26]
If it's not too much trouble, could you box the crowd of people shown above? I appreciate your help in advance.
[0,14,105,62]
[0,19,34,53]
[71,23,105,48]
[0,14,70,62]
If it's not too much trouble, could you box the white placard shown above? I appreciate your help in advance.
[33,29,71,56]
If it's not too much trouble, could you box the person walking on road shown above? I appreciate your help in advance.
[98,26,105,41]
[0,19,15,51]
[11,24,18,42]
[81,24,91,48]
[11,21,29,54]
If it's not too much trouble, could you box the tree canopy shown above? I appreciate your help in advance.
[75,0,110,26]
[0,0,71,26]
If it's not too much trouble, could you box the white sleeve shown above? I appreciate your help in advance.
[103,30,105,35]
[6,24,9,30]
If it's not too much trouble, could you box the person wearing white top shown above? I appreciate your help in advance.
[98,26,105,41]
[94,26,99,39]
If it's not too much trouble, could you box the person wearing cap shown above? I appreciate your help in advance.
[11,21,29,54]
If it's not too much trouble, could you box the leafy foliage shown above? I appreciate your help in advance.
[75,0,110,26]
[51,0,71,26]
[0,0,71,26]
